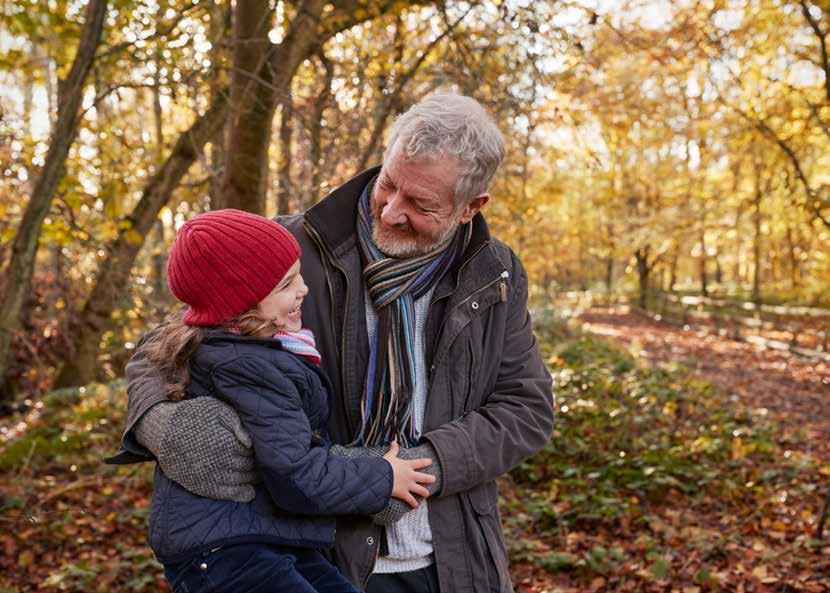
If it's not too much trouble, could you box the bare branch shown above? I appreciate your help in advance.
[799,0,830,102]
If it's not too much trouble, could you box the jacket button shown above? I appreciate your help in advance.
[200,563,208,571]
[367,536,374,546]
[471,301,479,310]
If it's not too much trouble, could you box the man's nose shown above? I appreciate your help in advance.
[380,192,408,226]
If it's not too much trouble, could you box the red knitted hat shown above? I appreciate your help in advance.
[167,209,301,326]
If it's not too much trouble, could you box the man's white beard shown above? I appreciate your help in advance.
[372,218,460,258]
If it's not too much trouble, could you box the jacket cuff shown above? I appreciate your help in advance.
[422,420,477,497]
[369,456,395,514]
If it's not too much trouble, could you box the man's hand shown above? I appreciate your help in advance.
[135,398,256,502]
[383,441,435,508]
[330,442,443,524]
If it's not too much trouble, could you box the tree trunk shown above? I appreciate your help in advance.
[208,0,230,210]
[699,225,709,297]
[752,166,763,305]
[223,0,428,213]
[55,93,229,388]
[786,225,800,290]
[635,247,651,310]
[0,0,107,402]
[731,162,744,288]
[307,52,333,208]
[578,228,587,291]
[221,0,274,214]
[605,257,614,293]
[669,244,679,292]
[151,66,167,297]
[152,220,167,299]
[276,97,294,215]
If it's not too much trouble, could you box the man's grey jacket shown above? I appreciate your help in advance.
[113,166,554,593]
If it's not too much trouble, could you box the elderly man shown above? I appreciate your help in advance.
[110,94,553,593]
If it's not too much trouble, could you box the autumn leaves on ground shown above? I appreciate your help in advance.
[507,307,829,593]
[1,306,828,593]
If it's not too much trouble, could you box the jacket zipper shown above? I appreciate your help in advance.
[306,220,381,588]
[499,271,508,302]
[303,220,352,429]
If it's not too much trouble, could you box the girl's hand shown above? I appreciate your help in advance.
[383,441,437,508]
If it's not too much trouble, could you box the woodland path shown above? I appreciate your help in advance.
[577,306,830,446]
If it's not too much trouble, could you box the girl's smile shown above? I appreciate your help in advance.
[258,260,308,332]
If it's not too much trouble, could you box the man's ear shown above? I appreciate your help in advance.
[459,194,489,224]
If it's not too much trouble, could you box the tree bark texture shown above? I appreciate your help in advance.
[276,97,294,215]
[635,246,654,310]
[307,52,333,208]
[221,0,275,214]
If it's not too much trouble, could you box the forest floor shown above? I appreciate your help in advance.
[577,307,830,433]
[0,306,828,592]
[508,306,830,593]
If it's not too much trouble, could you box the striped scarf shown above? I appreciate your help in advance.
[273,329,321,366]
[226,325,321,366]
[354,176,471,446]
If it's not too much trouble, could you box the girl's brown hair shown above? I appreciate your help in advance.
[143,306,277,401]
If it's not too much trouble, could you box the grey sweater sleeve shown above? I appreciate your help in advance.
[132,400,176,458]
[108,327,171,462]
[108,325,257,502]
[330,442,443,525]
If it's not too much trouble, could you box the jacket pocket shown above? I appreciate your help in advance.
[467,481,512,593]
[447,336,473,419]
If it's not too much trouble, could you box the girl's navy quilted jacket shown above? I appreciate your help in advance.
[148,331,393,563]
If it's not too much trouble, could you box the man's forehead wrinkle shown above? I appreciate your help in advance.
[385,162,444,204]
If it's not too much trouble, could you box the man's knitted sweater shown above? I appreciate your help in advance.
[366,285,436,574]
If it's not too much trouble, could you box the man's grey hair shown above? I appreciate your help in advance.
[383,93,505,207]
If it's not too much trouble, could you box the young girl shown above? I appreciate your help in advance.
[143,209,434,593]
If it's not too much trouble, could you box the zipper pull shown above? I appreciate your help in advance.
[499,270,508,302]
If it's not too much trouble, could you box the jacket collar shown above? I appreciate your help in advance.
[303,165,494,266]
[304,166,379,257]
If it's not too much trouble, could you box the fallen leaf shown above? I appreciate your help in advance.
[751,565,768,580]
[18,550,34,567]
